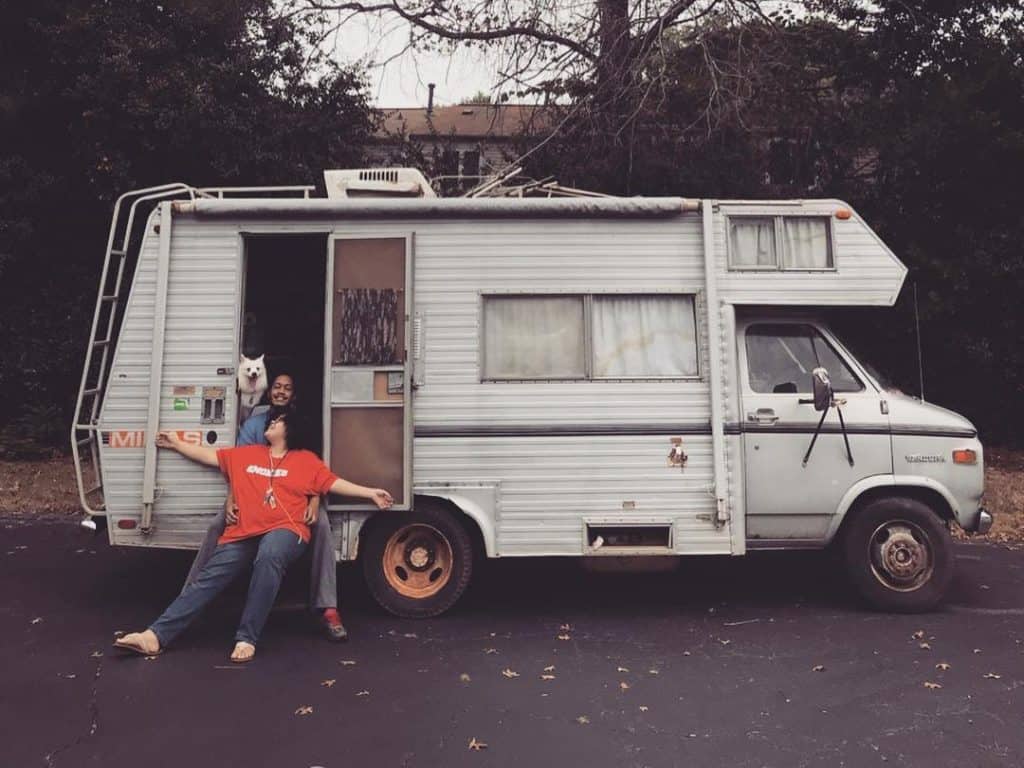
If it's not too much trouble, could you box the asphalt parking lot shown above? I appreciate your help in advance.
[3,517,1022,768]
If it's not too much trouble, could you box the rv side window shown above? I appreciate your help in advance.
[483,294,699,381]
[592,295,698,378]
[729,216,834,270]
[483,296,586,379]
[746,324,863,394]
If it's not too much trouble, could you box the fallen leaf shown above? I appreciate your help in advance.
[576,716,590,725]
[459,673,472,683]
[540,674,556,681]
[501,668,520,679]
[355,690,370,696]
[30,617,43,625]
[294,705,314,716]
[619,681,630,691]
[912,630,925,640]
[557,634,571,641]
[812,665,825,672]
[468,737,488,751]
[923,682,942,690]
[61,673,77,679]
[648,669,659,675]
[919,642,931,650]
[403,633,418,639]
[617,666,629,673]
[144,656,158,661]
[718,639,731,646]
[973,648,982,654]
[339,660,357,666]
[560,624,571,631]
[639,706,649,712]
[935,662,952,671]
[682,651,691,657]
[90,651,103,659]
[543,665,555,672]
[983,673,1001,680]
[113,630,125,637]
[321,679,336,688]
[484,648,498,655]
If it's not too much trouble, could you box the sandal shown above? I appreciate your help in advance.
[230,641,256,663]
[113,631,162,657]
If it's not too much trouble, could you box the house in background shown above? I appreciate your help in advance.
[369,85,549,193]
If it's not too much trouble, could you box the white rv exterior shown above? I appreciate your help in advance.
[72,177,990,616]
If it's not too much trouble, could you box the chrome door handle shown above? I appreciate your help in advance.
[747,408,779,425]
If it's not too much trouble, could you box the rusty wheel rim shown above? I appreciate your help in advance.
[382,524,454,598]
[868,519,934,592]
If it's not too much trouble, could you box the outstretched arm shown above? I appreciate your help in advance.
[155,431,219,467]
[328,478,393,510]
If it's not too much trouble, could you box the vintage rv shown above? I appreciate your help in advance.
[72,169,991,617]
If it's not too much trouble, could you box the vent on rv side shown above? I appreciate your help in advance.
[324,168,437,198]
[586,524,673,552]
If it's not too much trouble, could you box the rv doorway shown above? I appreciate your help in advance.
[241,234,327,452]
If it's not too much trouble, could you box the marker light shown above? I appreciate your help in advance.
[117,519,138,529]
[835,208,852,220]
[952,449,977,465]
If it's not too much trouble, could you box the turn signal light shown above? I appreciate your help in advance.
[952,449,977,465]
[835,208,852,220]
[117,519,138,529]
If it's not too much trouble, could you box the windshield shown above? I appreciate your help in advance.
[828,333,899,393]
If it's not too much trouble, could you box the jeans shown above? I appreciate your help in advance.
[185,506,337,610]
[150,528,306,648]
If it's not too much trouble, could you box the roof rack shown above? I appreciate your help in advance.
[464,167,612,199]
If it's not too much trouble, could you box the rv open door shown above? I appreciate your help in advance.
[325,234,414,510]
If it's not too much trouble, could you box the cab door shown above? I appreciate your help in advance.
[325,235,413,511]
[739,321,891,542]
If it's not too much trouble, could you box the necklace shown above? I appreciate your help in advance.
[264,448,289,508]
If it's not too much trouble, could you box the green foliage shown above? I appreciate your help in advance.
[0,0,375,455]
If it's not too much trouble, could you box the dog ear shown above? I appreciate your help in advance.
[255,354,265,365]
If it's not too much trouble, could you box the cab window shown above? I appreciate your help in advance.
[745,324,863,394]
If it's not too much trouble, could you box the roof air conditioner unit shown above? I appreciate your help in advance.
[323,168,437,198]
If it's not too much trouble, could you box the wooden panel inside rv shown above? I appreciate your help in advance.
[330,407,405,505]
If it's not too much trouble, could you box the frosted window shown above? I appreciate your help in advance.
[483,296,585,379]
[729,218,776,267]
[782,218,832,268]
[592,296,698,377]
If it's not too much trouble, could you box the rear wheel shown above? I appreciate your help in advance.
[842,496,953,613]
[361,501,474,618]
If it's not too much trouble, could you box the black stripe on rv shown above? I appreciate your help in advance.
[415,424,977,439]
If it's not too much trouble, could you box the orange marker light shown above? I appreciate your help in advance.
[952,449,977,465]
[835,208,852,220]
[117,519,138,529]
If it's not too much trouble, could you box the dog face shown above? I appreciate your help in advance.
[237,354,267,394]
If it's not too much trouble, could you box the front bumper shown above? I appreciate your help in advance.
[967,508,993,535]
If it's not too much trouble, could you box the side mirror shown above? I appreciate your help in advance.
[812,367,832,411]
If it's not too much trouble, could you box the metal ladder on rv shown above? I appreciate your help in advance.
[71,184,198,516]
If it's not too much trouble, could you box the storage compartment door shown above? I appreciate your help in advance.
[326,235,412,510]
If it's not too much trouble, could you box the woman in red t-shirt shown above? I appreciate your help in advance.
[114,410,392,663]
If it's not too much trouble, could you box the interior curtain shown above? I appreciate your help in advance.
[592,296,698,377]
[483,296,585,378]
[729,219,776,266]
[782,218,830,268]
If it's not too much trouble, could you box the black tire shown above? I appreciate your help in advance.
[842,496,953,613]
[360,500,474,618]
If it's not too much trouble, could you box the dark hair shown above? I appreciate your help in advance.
[267,406,313,452]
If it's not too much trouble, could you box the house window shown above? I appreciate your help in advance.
[482,294,699,381]
[728,215,834,270]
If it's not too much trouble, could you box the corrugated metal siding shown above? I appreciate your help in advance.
[716,200,907,306]
[99,212,241,546]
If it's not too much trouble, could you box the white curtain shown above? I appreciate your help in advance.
[729,218,776,267]
[483,296,585,378]
[782,218,831,268]
[592,296,698,377]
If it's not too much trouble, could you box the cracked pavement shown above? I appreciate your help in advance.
[3,518,1022,767]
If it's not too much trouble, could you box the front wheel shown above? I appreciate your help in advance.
[842,496,953,613]
[361,501,474,618]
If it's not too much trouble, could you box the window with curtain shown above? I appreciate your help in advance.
[483,296,585,379]
[482,294,699,381]
[728,218,776,267]
[592,296,698,377]
[728,215,834,270]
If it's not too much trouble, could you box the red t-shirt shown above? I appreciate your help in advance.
[216,445,339,545]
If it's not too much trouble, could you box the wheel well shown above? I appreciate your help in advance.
[356,494,487,560]
[835,486,954,541]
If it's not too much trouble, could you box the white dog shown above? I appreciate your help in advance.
[237,354,268,423]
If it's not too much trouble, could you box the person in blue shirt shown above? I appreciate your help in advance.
[183,373,348,641]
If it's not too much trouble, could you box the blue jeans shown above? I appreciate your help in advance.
[150,529,307,648]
